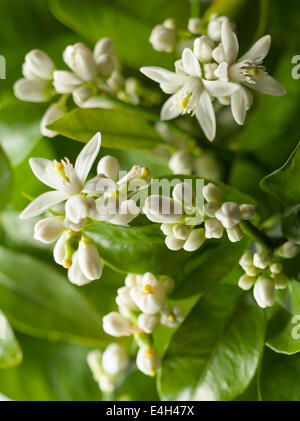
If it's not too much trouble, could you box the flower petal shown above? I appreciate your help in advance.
[240,35,271,62]
[160,95,181,121]
[182,48,202,78]
[231,87,248,125]
[75,132,101,183]
[140,66,185,85]
[246,74,286,96]
[221,20,239,64]
[203,79,239,97]
[29,158,60,190]
[82,174,117,194]
[195,91,216,142]
[19,190,68,219]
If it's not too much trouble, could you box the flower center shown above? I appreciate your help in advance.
[143,284,152,294]
[174,77,203,116]
[229,60,266,85]
[144,348,153,359]
[168,314,176,322]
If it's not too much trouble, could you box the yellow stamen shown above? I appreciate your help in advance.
[180,93,191,109]
[143,284,152,294]
[168,314,176,322]
[144,348,153,359]
[63,258,72,269]
[250,68,259,77]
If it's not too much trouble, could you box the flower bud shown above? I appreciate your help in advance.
[238,274,256,291]
[107,70,124,92]
[239,251,253,268]
[183,228,205,252]
[204,63,218,80]
[269,262,283,274]
[244,265,260,277]
[65,195,96,224]
[160,223,173,236]
[67,251,92,286]
[168,150,193,175]
[273,273,288,290]
[53,70,83,93]
[137,313,159,334]
[40,104,66,138]
[116,286,138,310]
[33,216,64,244]
[97,54,115,78]
[78,239,103,281]
[103,312,132,337]
[203,201,220,217]
[23,49,55,80]
[253,252,270,269]
[226,225,243,242]
[205,219,223,239]
[240,204,256,220]
[72,86,93,106]
[109,199,140,225]
[172,224,190,241]
[101,343,129,375]
[63,43,98,82]
[160,305,184,327]
[163,18,176,30]
[53,232,68,265]
[212,43,226,63]
[98,375,116,393]
[207,15,229,41]
[94,38,114,60]
[97,155,120,182]
[130,273,166,314]
[188,17,202,34]
[253,276,275,308]
[87,350,102,382]
[125,273,138,288]
[165,233,185,251]
[215,202,241,229]
[136,347,161,376]
[279,241,299,259]
[143,195,183,224]
[149,24,176,52]
[194,36,214,62]
[172,182,195,208]
[13,78,51,102]
[202,183,222,203]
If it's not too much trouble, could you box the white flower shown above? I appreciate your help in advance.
[65,195,97,224]
[53,70,83,93]
[72,86,93,107]
[33,216,64,244]
[19,133,101,219]
[253,276,275,308]
[143,195,183,224]
[23,49,55,80]
[215,201,241,228]
[194,36,214,62]
[53,231,68,266]
[279,241,299,259]
[226,225,243,242]
[207,15,230,41]
[183,228,205,251]
[269,262,283,274]
[40,104,66,138]
[101,343,129,375]
[203,201,220,217]
[77,238,103,281]
[160,305,184,327]
[240,204,256,220]
[94,38,114,60]
[130,272,166,314]
[204,63,218,80]
[273,273,288,290]
[102,312,133,337]
[215,20,286,125]
[67,251,93,286]
[238,274,256,291]
[125,273,140,288]
[140,47,238,141]
[13,78,52,102]
[239,251,253,268]
[137,313,159,334]
[99,374,117,393]
[188,17,202,35]
[116,286,138,311]
[253,252,270,269]
[136,347,161,376]
[168,150,193,175]
[97,155,120,182]
[202,183,222,203]
[87,350,102,382]
[63,42,98,82]
[204,219,223,239]
[97,54,115,78]
[149,24,176,52]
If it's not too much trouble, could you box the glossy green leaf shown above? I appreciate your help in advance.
[0,310,22,368]
[282,204,300,245]
[259,347,300,401]
[266,280,300,355]
[0,334,102,401]
[0,245,107,347]
[50,0,175,69]
[159,284,265,401]
[48,108,165,150]
[0,146,13,210]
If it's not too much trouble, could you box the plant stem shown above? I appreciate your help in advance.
[190,0,201,18]
[239,220,275,251]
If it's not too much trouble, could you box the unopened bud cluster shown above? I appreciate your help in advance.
[87,343,129,393]
[103,272,184,377]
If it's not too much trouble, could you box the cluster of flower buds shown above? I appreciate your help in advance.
[238,247,296,308]
[102,272,184,377]
[143,14,285,141]
[19,132,151,284]
[87,343,129,393]
[143,181,255,251]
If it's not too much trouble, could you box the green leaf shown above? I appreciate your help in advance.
[282,205,300,245]
[259,347,300,400]
[0,333,102,401]
[85,223,191,276]
[48,108,165,150]
[266,280,300,355]
[0,146,13,210]
[0,310,22,369]
[115,369,159,401]
[50,0,176,70]
[159,284,265,401]
[260,141,300,207]
[0,245,108,347]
